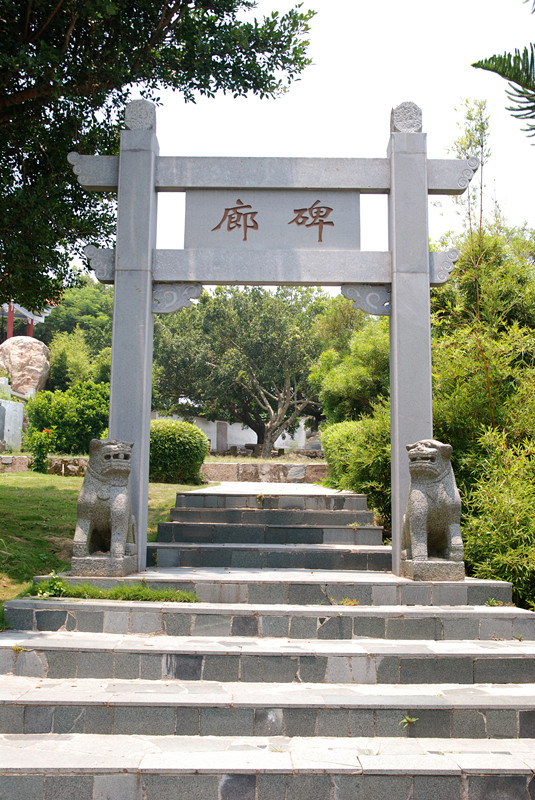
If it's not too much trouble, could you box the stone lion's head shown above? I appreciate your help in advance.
[88,438,133,482]
[406,439,453,479]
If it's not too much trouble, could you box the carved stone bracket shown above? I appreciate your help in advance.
[429,249,461,285]
[458,156,479,189]
[68,152,119,191]
[84,246,115,283]
[152,283,203,313]
[342,284,391,316]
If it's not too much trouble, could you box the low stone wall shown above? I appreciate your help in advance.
[201,462,328,483]
[0,455,87,476]
[0,456,327,483]
[0,455,32,473]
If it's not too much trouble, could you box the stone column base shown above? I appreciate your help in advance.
[400,559,466,582]
[70,555,138,577]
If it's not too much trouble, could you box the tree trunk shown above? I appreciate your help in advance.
[260,436,276,459]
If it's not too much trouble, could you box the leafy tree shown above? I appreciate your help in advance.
[153,286,327,457]
[448,99,491,236]
[309,316,390,425]
[47,328,94,391]
[35,276,113,357]
[473,1,535,137]
[0,1,314,309]
[311,294,366,357]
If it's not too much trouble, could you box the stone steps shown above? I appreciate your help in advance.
[169,507,375,526]
[53,567,514,606]
[175,490,368,511]
[157,520,381,545]
[2,676,535,739]
[6,599,535,641]
[1,733,535,799]
[2,630,535,684]
[3,484,534,797]
[146,542,392,571]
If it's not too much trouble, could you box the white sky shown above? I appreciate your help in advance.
[151,0,535,252]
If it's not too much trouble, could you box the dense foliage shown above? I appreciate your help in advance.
[462,429,535,607]
[320,403,391,525]
[316,221,535,605]
[25,381,109,453]
[0,0,313,309]
[149,419,209,484]
[32,277,113,389]
[153,286,328,456]
[309,316,389,425]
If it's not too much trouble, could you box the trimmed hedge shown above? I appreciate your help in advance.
[149,419,209,484]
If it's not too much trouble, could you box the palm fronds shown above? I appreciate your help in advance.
[474,44,535,137]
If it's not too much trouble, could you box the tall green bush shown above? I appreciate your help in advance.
[463,429,535,608]
[149,419,209,484]
[321,401,391,524]
[25,382,109,454]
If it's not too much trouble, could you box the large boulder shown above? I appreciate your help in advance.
[0,337,50,397]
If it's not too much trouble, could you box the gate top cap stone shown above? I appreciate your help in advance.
[125,99,156,131]
[391,101,422,133]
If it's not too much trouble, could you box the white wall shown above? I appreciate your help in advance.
[152,412,307,450]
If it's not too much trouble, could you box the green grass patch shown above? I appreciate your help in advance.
[0,472,199,600]
[23,575,198,603]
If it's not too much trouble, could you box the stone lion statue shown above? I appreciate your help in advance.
[401,439,463,564]
[71,439,137,576]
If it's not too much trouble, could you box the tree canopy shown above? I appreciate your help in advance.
[153,286,327,456]
[473,1,535,137]
[0,1,314,309]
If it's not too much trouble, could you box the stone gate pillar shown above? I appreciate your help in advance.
[388,103,433,575]
[109,100,158,571]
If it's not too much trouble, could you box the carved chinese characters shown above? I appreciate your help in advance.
[289,200,334,243]
[212,199,259,241]
[185,190,360,250]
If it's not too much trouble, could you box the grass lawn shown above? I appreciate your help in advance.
[0,472,198,607]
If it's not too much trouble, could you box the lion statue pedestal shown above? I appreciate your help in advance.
[400,439,465,582]
[71,439,138,577]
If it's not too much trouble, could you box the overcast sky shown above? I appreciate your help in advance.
[152,0,535,251]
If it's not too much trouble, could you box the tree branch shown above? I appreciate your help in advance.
[30,0,66,42]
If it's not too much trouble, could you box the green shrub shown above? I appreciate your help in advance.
[462,429,535,608]
[321,400,391,523]
[25,381,109,454]
[25,427,57,473]
[149,419,209,484]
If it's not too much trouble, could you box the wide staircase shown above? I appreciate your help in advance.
[2,485,535,799]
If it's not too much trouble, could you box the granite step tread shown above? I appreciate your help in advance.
[6,599,535,641]
[50,568,512,606]
[2,630,535,685]
[4,674,535,708]
[158,520,381,545]
[4,629,535,656]
[176,489,367,511]
[2,733,535,792]
[147,542,392,572]
[2,676,535,738]
[169,508,376,526]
